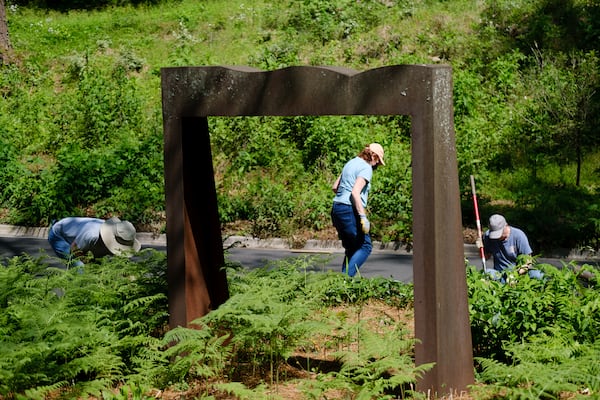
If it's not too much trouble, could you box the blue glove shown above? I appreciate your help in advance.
[359,214,370,234]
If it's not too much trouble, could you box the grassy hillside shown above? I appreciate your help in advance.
[1,3,599,399]
[2,0,599,253]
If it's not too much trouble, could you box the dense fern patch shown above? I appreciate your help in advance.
[0,252,598,399]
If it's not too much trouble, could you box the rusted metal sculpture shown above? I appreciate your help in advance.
[161,65,474,395]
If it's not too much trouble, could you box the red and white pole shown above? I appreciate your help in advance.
[470,175,487,272]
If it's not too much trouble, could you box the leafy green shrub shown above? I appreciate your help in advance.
[60,61,143,149]
[249,42,300,70]
[200,264,324,383]
[468,259,599,398]
[368,145,413,245]
[285,0,387,44]
[246,179,296,238]
[468,262,599,361]
[315,273,414,308]
[1,156,65,225]
[0,250,168,399]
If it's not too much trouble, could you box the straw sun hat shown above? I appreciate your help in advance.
[100,217,141,255]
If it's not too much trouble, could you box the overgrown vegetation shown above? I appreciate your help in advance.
[1,2,599,398]
[0,252,598,399]
[1,0,599,252]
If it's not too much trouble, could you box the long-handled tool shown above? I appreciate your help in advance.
[470,175,487,272]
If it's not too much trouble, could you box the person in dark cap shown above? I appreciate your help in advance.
[48,217,141,268]
[477,213,543,280]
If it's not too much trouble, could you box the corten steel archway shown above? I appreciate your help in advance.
[161,65,474,395]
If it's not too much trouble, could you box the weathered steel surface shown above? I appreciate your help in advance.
[161,65,474,395]
[410,67,474,394]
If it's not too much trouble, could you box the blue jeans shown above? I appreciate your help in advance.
[485,267,544,282]
[331,202,372,277]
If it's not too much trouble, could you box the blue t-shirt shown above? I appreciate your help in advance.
[483,226,532,271]
[333,157,372,208]
[52,217,104,252]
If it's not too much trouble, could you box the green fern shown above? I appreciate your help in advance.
[297,302,429,399]
[0,251,169,398]
[161,325,232,384]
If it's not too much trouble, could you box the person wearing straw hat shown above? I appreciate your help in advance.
[48,216,141,268]
[331,143,385,277]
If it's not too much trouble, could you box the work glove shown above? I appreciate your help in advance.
[359,214,370,234]
[518,261,534,275]
[475,238,483,249]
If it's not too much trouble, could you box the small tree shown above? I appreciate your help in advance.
[520,49,599,186]
[0,0,11,64]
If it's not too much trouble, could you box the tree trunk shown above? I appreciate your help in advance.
[0,0,12,64]
[576,142,581,187]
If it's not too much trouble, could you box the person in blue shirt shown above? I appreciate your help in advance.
[331,143,385,277]
[48,217,141,268]
[479,214,543,280]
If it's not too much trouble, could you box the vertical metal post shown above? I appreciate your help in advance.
[162,108,229,328]
[411,67,474,394]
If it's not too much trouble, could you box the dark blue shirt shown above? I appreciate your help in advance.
[483,226,532,271]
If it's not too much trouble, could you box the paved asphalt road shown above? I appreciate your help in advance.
[1,226,597,282]
[0,235,417,281]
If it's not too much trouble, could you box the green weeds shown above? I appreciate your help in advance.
[1,252,598,398]
[2,0,599,251]
[0,253,420,398]
[468,260,600,398]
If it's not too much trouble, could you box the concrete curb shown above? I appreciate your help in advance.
[0,224,50,239]
[0,224,411,254]
[221,235,412,253]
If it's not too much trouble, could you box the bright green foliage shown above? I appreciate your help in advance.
[159,325,232,388]
[314,270,414,308]
[284,0,389,44]
[2,0,600,250]
[303,322,431,400]
[477,338,600,399]
[468,259,600,398]
[0,253,420,398]
[0,251,168,398]
[469,262,599,360]
[2,248,599,398]
[207,259,423,396]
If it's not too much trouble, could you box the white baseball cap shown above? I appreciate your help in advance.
[488,214,507,239]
